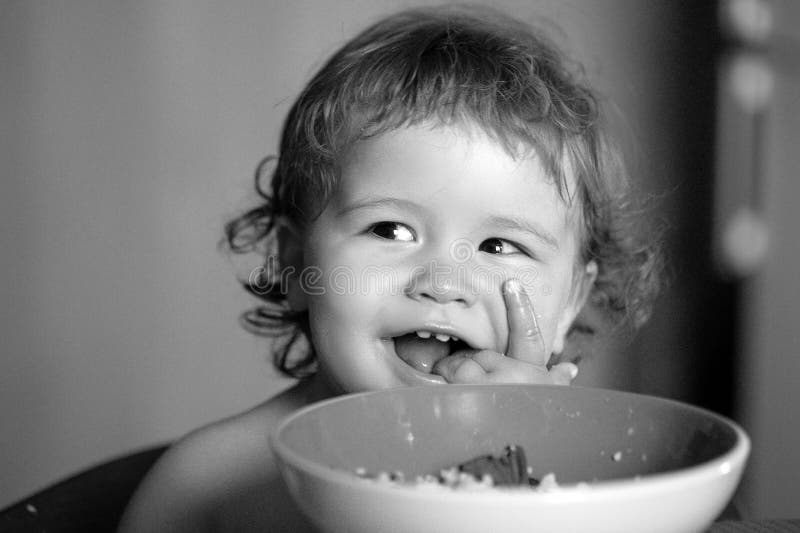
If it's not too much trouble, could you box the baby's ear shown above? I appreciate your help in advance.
[552,261,598,355]
[277,221,308,312]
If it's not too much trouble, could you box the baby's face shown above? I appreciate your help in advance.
[298,124,586,392]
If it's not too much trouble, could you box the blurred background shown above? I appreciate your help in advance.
[1,0,797,519]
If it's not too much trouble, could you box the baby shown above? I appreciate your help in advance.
[119,5,659,532]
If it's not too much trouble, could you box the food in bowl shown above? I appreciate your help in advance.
[356,444,563,491]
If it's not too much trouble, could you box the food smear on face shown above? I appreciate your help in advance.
[355,445,564,491]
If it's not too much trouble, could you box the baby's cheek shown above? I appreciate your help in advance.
[519,275,557,311]
[358,266,403,297]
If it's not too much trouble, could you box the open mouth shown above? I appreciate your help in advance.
[392,330,474,374]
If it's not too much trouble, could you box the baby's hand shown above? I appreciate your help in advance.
[431,279,577,385]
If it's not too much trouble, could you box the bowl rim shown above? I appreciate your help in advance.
[270,384,750,502]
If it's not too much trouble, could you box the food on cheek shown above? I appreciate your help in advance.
[355,445,560,491]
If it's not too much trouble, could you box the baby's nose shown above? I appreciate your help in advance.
[406,277,473,305]
[404,257,478,307]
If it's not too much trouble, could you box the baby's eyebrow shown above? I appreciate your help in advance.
[334,197,422,218]
[483,215,560,251]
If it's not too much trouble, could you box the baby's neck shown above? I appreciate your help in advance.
[300,373,340,403]
[274,373,339,413]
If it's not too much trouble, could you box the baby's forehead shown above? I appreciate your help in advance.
[336,122,585,231]
[342,121,581,205]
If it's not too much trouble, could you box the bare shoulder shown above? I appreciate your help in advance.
[117,378,331,533]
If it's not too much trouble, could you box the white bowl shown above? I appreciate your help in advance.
[272,384,749,533]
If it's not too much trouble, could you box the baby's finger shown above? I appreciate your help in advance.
[469,351,573,385]
[431,353,488,383]
[549,362,579,385]
[503,279,547,366]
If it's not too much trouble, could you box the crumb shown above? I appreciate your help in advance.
[536,473,560,492]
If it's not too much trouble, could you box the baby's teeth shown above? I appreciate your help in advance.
[414,331,455,342]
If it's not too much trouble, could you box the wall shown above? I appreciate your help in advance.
[1,0,692,508]
[733,0,800,518]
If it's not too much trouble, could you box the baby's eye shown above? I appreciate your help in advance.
[479,237,523,255]
[370,221,415,242]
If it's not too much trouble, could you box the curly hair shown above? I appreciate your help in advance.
[224,5,661,378]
